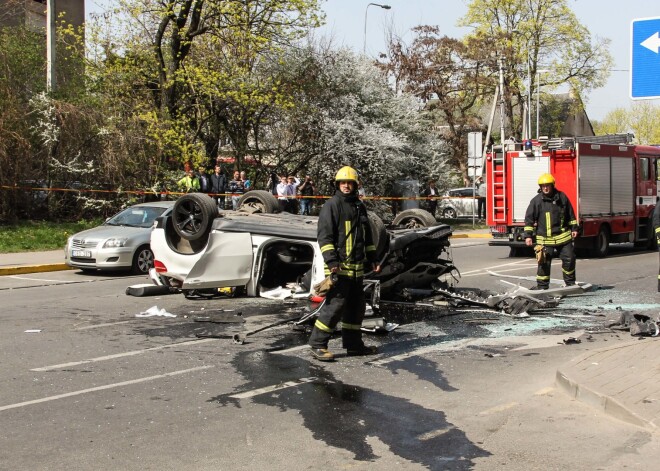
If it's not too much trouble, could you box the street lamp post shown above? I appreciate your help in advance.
[363,3,391,55]
[536,69,550,139]
[47,0,56,92]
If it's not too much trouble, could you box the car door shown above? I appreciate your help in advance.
[182,232,253,289]
[459,188,477,217]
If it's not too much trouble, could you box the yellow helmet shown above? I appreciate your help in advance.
[538,173,555,185]
[335,166,359,183]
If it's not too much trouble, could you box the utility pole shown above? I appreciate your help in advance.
[498,56,506,147]
[46,0,56,92]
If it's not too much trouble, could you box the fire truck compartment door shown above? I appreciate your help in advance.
[512,155,550,222]
[579,155,633,216]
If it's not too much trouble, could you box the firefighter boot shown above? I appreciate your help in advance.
[310,347,335,362]
[346,344,378,356]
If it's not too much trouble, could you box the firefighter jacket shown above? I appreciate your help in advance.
[523,189,578,246]
[317,189,377,278]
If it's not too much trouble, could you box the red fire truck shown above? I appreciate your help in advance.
[486,134,660,257]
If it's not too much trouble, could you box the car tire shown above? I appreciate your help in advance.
[172,193,218,241]
[591,226,610,258]
[367,211,387,259]
[132,245,154,275]
[392,209,437,228]
[237,190,279,213]
[441,208,457,219]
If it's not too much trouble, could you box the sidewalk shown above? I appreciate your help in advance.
[556,338,660,431]
[0,249,69,275]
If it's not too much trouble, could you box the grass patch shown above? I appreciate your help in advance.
[0,220,102,253]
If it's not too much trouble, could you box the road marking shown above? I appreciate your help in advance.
[74,321,132,330]
[0,365,213,412]
[269,345,310,355]
[370,330,586,367]
[9,275,77,283]
[459,259,532,275]
[479,401,519,416]
[30,338,218,372]
[229,377,320,399]
[417,427,456,441]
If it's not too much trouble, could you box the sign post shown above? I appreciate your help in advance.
[467,132,483,226]
[631,17,660,99]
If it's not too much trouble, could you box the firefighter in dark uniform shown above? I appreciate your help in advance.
[523,173,579,290]
[308,166,381,361]
[653,202,660,292]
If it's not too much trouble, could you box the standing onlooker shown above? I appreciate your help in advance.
[210,165,227,210]
[422,180,439,218]
[276,175,290,212]
[476,176,487,220]
[308,165,380,361]
[240,171,251,191]
[177,169,200,193]
[228,170,244,210]
[267,171,279,196]
[298,175,316,215]
[653,202,660,292]
[524,173,579,290]
[198,167,211,194]
[287,175,300,214]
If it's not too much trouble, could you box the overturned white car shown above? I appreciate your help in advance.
[149,191,457,301]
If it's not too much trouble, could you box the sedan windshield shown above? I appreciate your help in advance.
[105,206,168,228]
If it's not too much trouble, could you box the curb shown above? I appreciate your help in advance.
[555,342,656,431]
[450,233,492,239]
[0,264,73,276]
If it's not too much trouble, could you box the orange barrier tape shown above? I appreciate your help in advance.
[1,185,472,202]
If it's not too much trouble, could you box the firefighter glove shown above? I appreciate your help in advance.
[313,275,336,297]
[534,245,546,264]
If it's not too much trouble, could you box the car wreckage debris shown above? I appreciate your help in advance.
[607,311,660,337]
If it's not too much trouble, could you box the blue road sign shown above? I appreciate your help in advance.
[631,17,660,99]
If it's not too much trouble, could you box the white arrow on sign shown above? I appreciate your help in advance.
[641,31,660,53]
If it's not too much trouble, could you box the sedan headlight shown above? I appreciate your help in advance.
[103,238,129,248]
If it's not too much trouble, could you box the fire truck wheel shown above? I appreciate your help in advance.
[591,226,610,258]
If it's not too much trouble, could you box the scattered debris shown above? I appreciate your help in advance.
[562,337,582,345]
[136,306,176,318]
[24,329,42,333]
[126,284,173,297]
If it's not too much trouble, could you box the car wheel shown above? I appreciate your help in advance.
[132,245,154,275]
[392,209,437,228]
[591,226,610,258]
[367,211,387,259]
[172,193,218,241]
[237,190,279,213]
[442,208,457,219]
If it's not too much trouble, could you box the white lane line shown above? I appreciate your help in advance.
[459,259,534,275]
[30,338,218,372]
[269,345,310,355]
[370,330,586,367]
[230,377,320,399]
[9,275,78,283]
[0,365,213,412]
[461,266,537,277]
[74,321,132,330]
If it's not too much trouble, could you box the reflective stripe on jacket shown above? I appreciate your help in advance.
[523,189,578,246]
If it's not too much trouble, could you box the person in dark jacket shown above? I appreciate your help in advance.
[523,173,579,290]
[210,165,227,210]
[653,202,660,292]
[308,166,381,361]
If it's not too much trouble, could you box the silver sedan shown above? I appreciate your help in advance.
[65,201,174,274]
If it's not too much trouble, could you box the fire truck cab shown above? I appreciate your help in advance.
[486,134,660,257]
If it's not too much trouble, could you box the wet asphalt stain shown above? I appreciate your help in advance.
[209,350,490,469]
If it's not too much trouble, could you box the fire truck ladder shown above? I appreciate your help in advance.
[490,149,506,224]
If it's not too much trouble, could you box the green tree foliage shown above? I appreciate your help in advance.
[459,0,612,139]
[89,0,323,169]
[383,26,495,185]
[594,103,660,145]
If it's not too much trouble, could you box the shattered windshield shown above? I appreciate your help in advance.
[105,206,168,228]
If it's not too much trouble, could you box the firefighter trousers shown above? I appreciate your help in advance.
[308,276,366,350]
[536,242,576,289]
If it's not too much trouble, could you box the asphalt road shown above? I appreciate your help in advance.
[2,239,660,470]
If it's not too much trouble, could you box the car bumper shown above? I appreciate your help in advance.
[64,246,134,270]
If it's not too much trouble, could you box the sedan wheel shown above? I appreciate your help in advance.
[132,245,154,275]
[442,208,457,219]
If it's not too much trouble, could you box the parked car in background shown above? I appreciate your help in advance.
[437,187,477,219]
[65,201,174,274]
